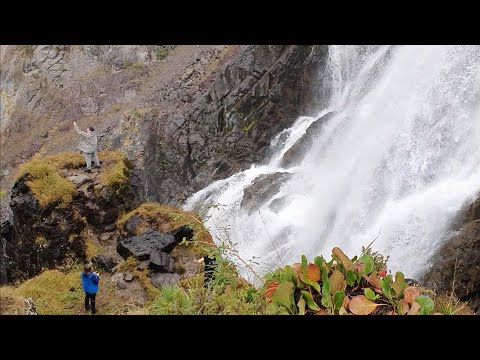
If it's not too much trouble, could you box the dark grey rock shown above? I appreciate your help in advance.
[423,196,480,311]
[241,172,294,215]
[148,251,175,273]
[117,230,177,261]
[91,255,120,273]
[150,273,182,288]
[281,111,336,168]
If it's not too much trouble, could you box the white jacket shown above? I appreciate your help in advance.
[74,123,98,153]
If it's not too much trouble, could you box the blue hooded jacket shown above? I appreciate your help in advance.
[81,272,99,294]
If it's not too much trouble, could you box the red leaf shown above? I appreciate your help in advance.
[307,263,321,282]
[265,281,279,303]
[378,270,387,277]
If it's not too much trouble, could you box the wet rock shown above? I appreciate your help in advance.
[281,111,336,168]
[241,172,294,215]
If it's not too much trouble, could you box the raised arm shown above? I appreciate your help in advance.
[74,121,89,138]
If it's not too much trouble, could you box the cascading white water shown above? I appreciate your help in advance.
[185,45,480,280]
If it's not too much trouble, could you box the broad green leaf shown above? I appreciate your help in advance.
[356,253,375,275]
[271,281,294,312]
[301,255,308,269]
[297,296,306,315]
[314,256,324,270]
[333,291,346,310]
[349,295,380,315]
[364,288,377,301]
[266,302,278,315]
[392,272,405,296]
[307,263,321,282]
[329,270,346,294]
[381,275,394,303]
[332,247,353,271]
[415,295,434,315]
[321,270,333,308]
[301,290,320,311]
[346,270,357,286]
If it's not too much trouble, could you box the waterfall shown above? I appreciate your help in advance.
[185,45,480,279]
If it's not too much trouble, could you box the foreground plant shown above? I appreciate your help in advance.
[263,247,436,315]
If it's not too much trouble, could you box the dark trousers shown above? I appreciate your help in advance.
[84,292,96,312]
[204,271,214,289]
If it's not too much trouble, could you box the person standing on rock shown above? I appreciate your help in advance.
[73,121,100,173]
[195,254,217,289]
[81,263,100,314]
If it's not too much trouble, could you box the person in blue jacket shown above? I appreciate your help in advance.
[81,263,100,314]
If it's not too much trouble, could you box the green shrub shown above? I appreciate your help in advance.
[156,47,169,60]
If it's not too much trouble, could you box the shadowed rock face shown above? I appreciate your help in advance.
[422,196,480,311]
[141,45,330,205]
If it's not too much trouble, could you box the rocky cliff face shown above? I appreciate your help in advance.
[1,45,329,207]
[423,196,480,312]
[1,154,136,282]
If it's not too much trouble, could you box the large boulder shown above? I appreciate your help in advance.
[117,230,177,261]
[241,172,293,215]
[423,196,480,311]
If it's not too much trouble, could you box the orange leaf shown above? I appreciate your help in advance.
[307,263,321,282]
[265,281,279,303]
[407,301,421,315]
[332,247,354,271]
[364,272,382,289]
[349,295,381,315]
[315,308,330,315]
[342,295,350,309]
[404,286,421,304]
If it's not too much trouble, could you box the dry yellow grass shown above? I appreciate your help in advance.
[14,150,129,207]
[0,286,26,315]
[433,292,474,315]
[17,159,76,207]
[117,202,213,244]
[97,150,130,189]
[15,266,83,315]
